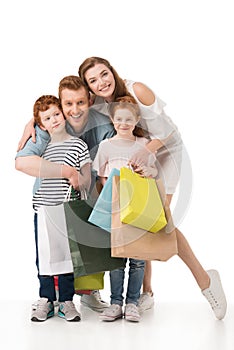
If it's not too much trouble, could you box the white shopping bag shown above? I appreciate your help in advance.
[37,204,73,275]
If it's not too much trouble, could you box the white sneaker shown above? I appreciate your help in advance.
[80,290,109,312]
[99,304,123,321]
[31,298,54,322]
[32,299,59,310]
[202,269,227,320]
[125,303,140,322]
[58,301,81,322]
[137,292,154,312]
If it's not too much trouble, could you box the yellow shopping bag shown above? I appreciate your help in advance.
[120,167,167,233]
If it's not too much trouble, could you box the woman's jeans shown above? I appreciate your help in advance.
[34,213,75,303]
[110,258,145,306]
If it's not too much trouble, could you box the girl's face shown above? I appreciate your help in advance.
[84,63,116,102]
[39,105,65,136]
[112,107,139,138]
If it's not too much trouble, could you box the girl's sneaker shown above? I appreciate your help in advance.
[99,304,123,321]
[125,303,140,322]
[31,298,54,322]
[58,301,81,322]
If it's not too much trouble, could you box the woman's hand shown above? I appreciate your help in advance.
[128,145,156,170]
[17,118,36,151]
[131,164,158,178]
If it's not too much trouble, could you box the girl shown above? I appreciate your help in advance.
[93,96,157,322]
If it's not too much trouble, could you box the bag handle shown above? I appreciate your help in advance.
[65,185,87,202]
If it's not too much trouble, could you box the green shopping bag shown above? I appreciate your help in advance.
[64,197,125,278]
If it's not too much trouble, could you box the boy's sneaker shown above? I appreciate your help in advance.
[202,269,227,320]
[125,303,140,322]
[99,304,123,321]
[32,299,59,310]
[58,301,81,322]
[80,290,109,312]
[31,298,54,322]
[137,292,154,312]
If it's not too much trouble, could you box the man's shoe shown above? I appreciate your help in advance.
[137,292,154,312]
[80,290,109,312]
[202,269,227,320]
[125,303,140,322]
[99,304,123,321]
[58,301,81,322]
[31,298,54,322]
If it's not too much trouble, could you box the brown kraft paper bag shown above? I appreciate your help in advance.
[111,176,178,261]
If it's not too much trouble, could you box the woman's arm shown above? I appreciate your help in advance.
[17,118,36,151]
[133,82,156,106]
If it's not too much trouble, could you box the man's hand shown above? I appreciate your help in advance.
[17,118,36,151]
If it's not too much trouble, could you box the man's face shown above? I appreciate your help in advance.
[61,87,90,133]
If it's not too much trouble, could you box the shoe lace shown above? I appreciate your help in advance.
[37,298,51,310]
[63,301,76,310]
[205,290,220,309]
[126,304,138,315]
[91,290,102,301]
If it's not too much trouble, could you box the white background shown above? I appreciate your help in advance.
[1,0,233,307]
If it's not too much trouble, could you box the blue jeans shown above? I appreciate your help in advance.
[110,258,145,306]
[34,213,75,302]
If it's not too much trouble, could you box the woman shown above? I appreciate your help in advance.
[78,56,227,320]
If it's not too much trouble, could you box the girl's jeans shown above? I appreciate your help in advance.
[110,258,145,306]
[34,213,75,303]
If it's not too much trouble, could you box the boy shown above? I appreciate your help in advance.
[21,95,91,321]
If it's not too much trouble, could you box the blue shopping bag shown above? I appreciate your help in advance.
[88,168,120,232]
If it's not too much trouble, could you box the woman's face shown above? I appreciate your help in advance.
[84,63,116,102]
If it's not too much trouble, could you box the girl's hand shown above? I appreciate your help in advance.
[17,118,36,151]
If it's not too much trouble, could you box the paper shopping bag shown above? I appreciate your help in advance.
[88,168,120,232]
[64,198,125,278]
[37,204,74,275]
[111,176,177,261]
[120,167,167,233]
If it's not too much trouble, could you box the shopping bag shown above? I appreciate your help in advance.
[88,168,120,232]
[37,204,74,275]
[74,273,104,292]
[111,176,177,261]
[63,198,125,278]
[120,167,167,233]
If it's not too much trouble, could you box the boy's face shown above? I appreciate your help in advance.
[39,105,65,136]
[60,86,90,133]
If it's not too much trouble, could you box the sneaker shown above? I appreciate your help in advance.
[58,301,81,322]
[99,304,123,321]
[80,290,109,312]
[32,299,59,310]
[137,292,154,312]
[125,303,140,322]
[202,269,227,320]
[31,298,54,322]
